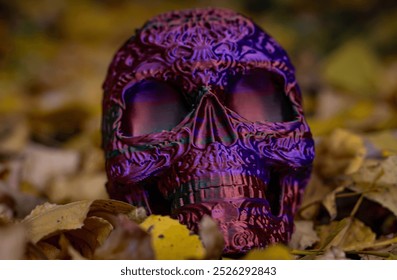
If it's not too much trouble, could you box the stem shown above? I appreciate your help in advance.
[291,249,323,256]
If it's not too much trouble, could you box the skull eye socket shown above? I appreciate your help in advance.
[226,69,296,122]
[120,80,189,136]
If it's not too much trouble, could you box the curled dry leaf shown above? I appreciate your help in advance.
[22,199,140,259]
[199,215,224,259]
[94,214,154,260]
[140,215,205,260]
[289,220,319,250]
[22,201,92,243]
[299,173,334,220]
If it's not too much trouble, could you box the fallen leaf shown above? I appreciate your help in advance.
[317,218,376,251]
[94,214,154,260]
[0,185,15,225]
[322,39,383,97]
[348,156,397,217]
[365,130,397,157]
[322,186,345,220]
[22,201,92,243]
[22,199,136,243]
[34,241,61,260]
[243,244,293,260]
[140,215,205,260]
[299,173,333,220]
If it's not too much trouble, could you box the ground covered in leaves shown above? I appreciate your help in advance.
[1,0,397,260]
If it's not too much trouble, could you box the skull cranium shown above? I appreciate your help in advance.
[102,8,315,255]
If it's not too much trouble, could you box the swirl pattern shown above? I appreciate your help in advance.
[102,8,314,255]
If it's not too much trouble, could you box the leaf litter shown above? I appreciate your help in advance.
[1,0,397,260]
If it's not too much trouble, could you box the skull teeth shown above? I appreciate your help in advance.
[167,173,268,209]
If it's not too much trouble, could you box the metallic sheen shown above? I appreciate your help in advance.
[102,8,315,255]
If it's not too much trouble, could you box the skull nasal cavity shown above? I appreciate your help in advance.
[192,93,237,149]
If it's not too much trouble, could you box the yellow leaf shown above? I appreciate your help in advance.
[140,215,205,260]
[243,244,293,260]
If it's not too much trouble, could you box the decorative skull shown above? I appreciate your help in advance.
[102,8,314,255]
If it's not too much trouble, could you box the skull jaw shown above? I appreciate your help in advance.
[173,198,293,256]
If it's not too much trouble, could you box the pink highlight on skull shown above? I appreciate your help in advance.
[102,8,314,255]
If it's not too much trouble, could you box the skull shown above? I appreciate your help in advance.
[102,8,314,255]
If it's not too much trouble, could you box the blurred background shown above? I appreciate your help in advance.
[1,0,397,214]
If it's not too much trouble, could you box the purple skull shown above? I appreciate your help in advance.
[102,8,314,255]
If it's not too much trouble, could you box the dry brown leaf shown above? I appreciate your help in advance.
[348,156,397,217]
[199,215,224,259]
[322,186,345,220]
[59,234,87,260]
[0,223,27,260]
[62,216,113,258]
[22,199,136,244]
[34,241,62,260]
[22,201,92,243]
[0,116,29,156]
[289,220,319,250]
[94,214,154,260]
[299,173,333,219]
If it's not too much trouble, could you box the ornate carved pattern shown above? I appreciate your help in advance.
[102,8,315,255]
